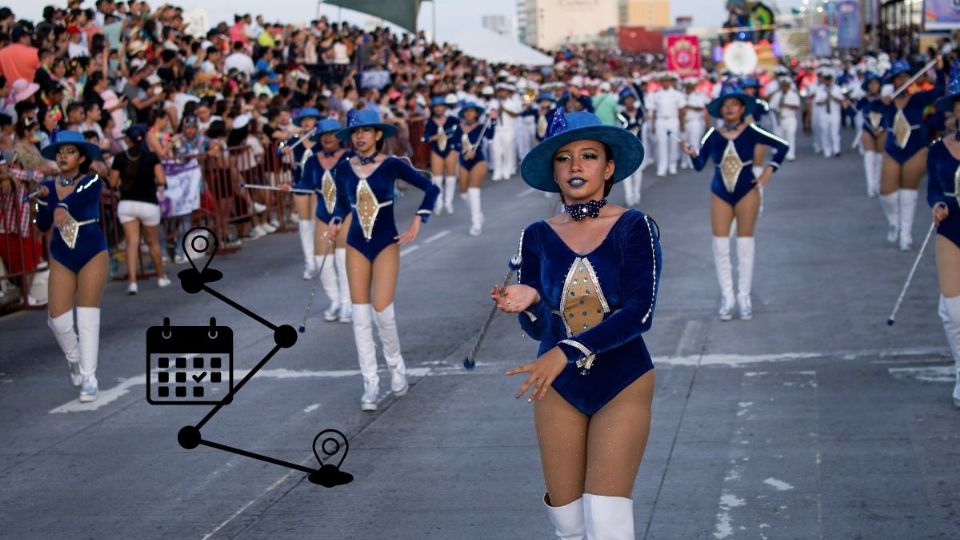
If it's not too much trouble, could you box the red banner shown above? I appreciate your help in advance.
[665,35,701,77]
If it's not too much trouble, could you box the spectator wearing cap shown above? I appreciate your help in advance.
[0,26,39,89]
[107,123,170,295]
[66,24,87,59]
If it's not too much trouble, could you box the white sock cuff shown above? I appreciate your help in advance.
[374,303,395,319]
[48,310,74,331]
[736,236,755,251]
[945,295,960,319]
[712,236,731,254]
[76,306,100,320]
[432,175,443,185]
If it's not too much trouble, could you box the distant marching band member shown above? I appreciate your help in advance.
[681,83,790,320]
[770,76,800,162]
[651,73,684,177]
[421,95,461,215]
[813,70,847,159]
[300,118,354,323]
[879,57,944,251]
[856,72,886,197]
[680,77,708,170]
[327,110,440,411]
[458,102,495,236]
[618,86,645,206]
[281,107,323,279]
[491,83,521,181]
[35,131,108,402]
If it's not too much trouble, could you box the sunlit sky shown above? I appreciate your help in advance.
[4,0,805,42]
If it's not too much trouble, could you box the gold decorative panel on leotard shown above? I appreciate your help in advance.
[720,140,743,193]
[559,257,610,337]
[321,169,337,214]
[893,109,911,148]
[869,112,883,130]
[537,116,548,139]
[436,124,448,152]
[355,179,380,241]
[58,212,80,249]
[461,132,472,153]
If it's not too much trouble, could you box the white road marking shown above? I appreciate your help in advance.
[303,403,321,413]
[674,320,705,356]
[763,478,795,491]
[887,366,955,383]
[399,245,420,257]
[657,346,949,367]
[423,230,450,244]
[518,188,536,198]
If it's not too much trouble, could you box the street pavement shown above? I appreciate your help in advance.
[1,129,958,540]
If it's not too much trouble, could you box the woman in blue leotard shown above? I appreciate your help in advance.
[421,95,460,215]
[878,57,944,251]
[327,110,440,412]
[34,131,107,403]
[457,102,494,236]
[280,107,322,280]
[927,77,960,408]
[492,109,659,540]
[297,118,354,323]
[857,73,886,198]
[681,82,790,321]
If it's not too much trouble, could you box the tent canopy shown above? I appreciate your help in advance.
[438,26,554,66]
[323,0,422,33]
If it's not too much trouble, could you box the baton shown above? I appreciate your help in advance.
[890,59,938,100]
[464,254,523,370]
[279,127,318,151]
[887,222,937,326]
[240,183,314,195]
[22,189,41,203]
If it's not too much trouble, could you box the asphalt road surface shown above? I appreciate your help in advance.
[1,130,958,539]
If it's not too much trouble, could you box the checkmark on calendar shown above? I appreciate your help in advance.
[192,372,207,383]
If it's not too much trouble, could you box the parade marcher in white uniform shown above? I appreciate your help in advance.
[651,73,684,176]
[770,76,800,161]
[515,78,537,161]
[491,83,521,181]
[680,77,708,170]
[814,70,846,158]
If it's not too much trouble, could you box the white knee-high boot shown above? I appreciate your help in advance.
[736,237,755,320]
[871,152,883,197]
[298,220,316,279]
[631,169,643,204]
[898,188,918,251]
[443,176,457,214]
[315,253,340,321]
[352,304,379,411]
[48,310,81,387]
[863,150,875,197]
[432,175,444,214]
[713,237,735,320]
[334,248,352,322]
[938,295,960,407]
[544,494,585,540]
[622,177,636,206]
[583,494,634,540]
[468,187,483,236]
[76,307,100,402]
[879,191,900,244]
[373,303,408,396]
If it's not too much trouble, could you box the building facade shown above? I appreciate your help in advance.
[619,0,670,29]
[516,0,620,49]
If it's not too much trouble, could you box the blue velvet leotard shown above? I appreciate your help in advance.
[926,139,960,249]
[34,175,107,273]
[692,124,790,207]
[331,156,441,262]
[857,96,886,141]
[517,210,662,416]
[458,122,494,170]
[304,149,354,224]
[421,116,461,158]
[882,72,945,164]
[279,138,316,193]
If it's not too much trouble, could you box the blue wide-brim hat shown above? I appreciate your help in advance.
[740,76,761,89]
[293,107,322,127]
[860,72,881,92]
[314,118,343,137]
[430,96,448,107]
[519,109,644,193]
[335,109,397,141]
[41,130,102,161]
[707,82,757,118]
[883,60,911,84]
[537,92,556,103]
[458,102,485,118]
[934,64,960,113]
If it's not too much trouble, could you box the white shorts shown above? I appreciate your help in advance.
[117,200,161,226]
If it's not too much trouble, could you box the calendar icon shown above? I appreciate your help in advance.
[146,317,233,405]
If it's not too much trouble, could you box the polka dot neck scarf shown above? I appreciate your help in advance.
[564,198,607,221]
